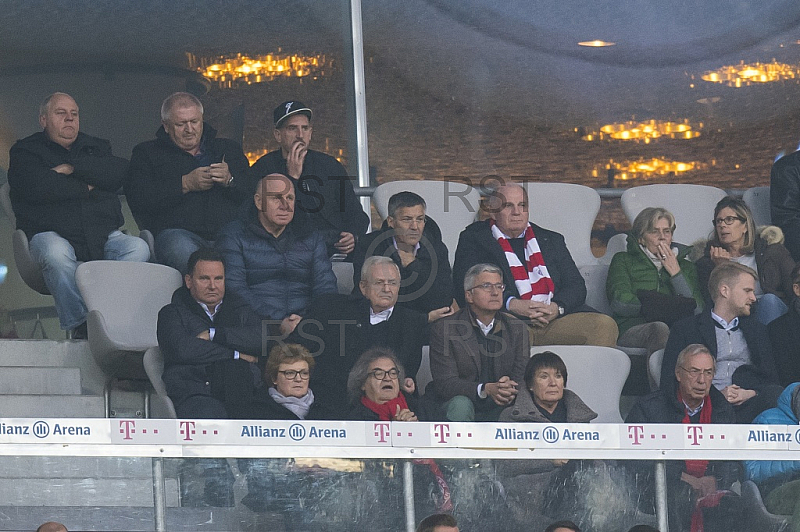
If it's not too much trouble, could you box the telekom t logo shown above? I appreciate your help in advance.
[434,423,450,444]
[628,425,645,445]
[119,420,136,440]
[179,421,196,441]
[373,423,390,443]
[687,426,703,446]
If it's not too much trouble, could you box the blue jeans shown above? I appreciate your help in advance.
[755,293,788,325]
[155,229,213,274]
[29,230,151,330]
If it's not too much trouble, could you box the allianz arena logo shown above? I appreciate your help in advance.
[542,425,560,444]
[32,421,50,438]
[289,424,306,441]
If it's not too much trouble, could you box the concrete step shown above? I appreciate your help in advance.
[0,367,81,394]
[0,339,106,395]
[0,478,179,507]
[2,394,105,418]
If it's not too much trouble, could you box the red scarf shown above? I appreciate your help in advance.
[361,393,410,421]
[489,219,554,302]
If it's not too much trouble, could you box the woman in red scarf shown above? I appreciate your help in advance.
[346,347,421,421]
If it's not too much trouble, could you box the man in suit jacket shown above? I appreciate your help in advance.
[452,183,617,346]
[429,263,530,421]
[662,261,782,423]
[285,255,428,413]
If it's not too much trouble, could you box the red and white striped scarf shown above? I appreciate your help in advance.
[490,220,554,302]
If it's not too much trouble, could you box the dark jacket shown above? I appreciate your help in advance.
[771,150,800,261]
[227,386,333,421]
[428,307,529,403]
[288,293,429,412]
[607,234,703,334]
[626,386,738,488]
[768,299,800,386]
[352,216,453,314]
[695,227,796,305]
[125,123,252,240]
[8,131,127,261]
[157,286,263,411]
[452,220,587,311]
[347,392,424,421]
[249,149,369,252]
[214,207,337,320]
[661,309,779,400]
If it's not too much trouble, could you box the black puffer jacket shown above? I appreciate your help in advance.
[8,131,128,261]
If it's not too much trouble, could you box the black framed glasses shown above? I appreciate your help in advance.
[713,216,744,226]
[278,370,311,380]
[369,368,399,380]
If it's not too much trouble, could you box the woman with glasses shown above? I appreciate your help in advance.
[696,196,795,324]
[346,347,422,421]
[607,207,704,390]
[227,343,331,420]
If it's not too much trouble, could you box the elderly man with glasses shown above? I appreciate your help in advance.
[428,263,530,422]
[626,344,740,531]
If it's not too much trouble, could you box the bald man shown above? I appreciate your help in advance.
[452,183,618,347]
[215,173,337,327]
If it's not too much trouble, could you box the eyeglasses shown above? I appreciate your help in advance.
[679,366,714,379]
[369,368,399,380]
[278,370,310,380]
[470,282,505,292]
[713,216,744,226]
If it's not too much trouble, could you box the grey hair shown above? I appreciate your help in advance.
[360,255,399,282]
[39,92,74,117]
[464,263,503,292]
[675,343,715,373]
[346,347,407,405]
[161,92,203,122]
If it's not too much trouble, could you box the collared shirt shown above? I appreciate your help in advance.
[711,311,739,331]
[476,317,496,337]
[195,298,241,360]
[392,237,420,256]
[370,306,394,325]
[711,310,751,390]
[683,397,705,418]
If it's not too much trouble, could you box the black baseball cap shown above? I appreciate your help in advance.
[274,101,312,127]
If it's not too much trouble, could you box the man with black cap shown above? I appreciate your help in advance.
[249,101,369,257]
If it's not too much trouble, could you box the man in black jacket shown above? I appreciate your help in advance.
[662,261,782,423]
[7,92,150,338]
[157,248,262,418]
[352,191,455,319]
[452,183,618,346]
[125,92,252,273]
[285,256,428,412]
[248,100,369,257]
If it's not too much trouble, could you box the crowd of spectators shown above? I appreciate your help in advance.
[11,91,800,530]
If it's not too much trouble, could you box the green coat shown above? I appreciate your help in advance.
[606,234,704,334]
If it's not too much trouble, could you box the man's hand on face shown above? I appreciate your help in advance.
[286,140,308,179]
[484,375,518,406]
[182,166,215,193]
[334,232,356,255]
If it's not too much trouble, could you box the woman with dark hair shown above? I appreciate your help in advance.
[696,196,795,324]
[347,347,420,421]
[607,207,704,361]
[226,343,331,420]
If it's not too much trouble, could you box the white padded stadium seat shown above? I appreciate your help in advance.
[621,184,726,246]
[533,345,630,423]
[648,349,665,389]
[578,263,611,315]
[743,186,772,227]
[522,182,601,266]
[416,345,432,397]
[143,346,177,419]
[599,232,628,265]
[332,261,355,295]
[372,180,480,264]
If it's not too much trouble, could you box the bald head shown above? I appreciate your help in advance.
[38,93,79,149]
[37,522,68,532]
[254,173,296,237]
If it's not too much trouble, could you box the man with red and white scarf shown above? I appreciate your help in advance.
[452,183,618,346]
[626,344,740,532]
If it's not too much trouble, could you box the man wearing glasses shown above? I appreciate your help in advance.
[429,263,529,422]
[287,255,428,412]
[626,344,738,531]
[661,261,782,423]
